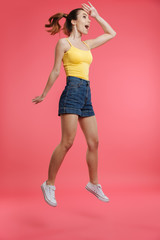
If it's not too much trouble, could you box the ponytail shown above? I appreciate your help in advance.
[45,12,67,35]
[45,8,83,36]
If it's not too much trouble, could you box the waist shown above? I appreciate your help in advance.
[63,64,90,80]
[66,76,90,85]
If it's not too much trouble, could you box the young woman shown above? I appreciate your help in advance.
[32,1,116,207]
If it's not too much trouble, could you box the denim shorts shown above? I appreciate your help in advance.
[58,76,95,117]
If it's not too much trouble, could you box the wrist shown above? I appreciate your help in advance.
[41,93,46,98]
[94,14,100,20]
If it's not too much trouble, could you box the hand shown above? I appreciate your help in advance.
[81,1,99,19]
[32,94,45,104]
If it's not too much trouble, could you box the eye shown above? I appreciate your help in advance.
[83,15,86,18]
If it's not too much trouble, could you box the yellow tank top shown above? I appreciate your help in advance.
[62,38,93,81]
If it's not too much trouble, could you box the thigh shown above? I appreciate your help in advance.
[78,115,99,143]
[60,114,79,143]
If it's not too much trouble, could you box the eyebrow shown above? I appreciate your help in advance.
[82,13,88,16]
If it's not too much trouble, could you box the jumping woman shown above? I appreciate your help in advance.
[32,1,116,207]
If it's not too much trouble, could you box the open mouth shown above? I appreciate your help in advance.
[85,25,89,30]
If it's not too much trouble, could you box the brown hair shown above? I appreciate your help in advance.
[45,8,84,36]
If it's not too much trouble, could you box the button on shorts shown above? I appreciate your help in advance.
[58,76,95,117]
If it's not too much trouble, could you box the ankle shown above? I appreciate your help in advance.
[46,180,55,186]
[90,180,99,185]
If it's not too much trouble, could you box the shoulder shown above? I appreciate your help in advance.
[56,38,68,47]
[56,38,69,52]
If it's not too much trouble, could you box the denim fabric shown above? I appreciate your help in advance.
[58,76,95,117]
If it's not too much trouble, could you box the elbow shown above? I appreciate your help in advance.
[52,68,60,76]
[112,32,117,37]
[55,70,60,76]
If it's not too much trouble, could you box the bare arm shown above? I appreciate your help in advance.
[32,39,65,104]
[94,15,116,36]
[82,2,116,49]
[41,70,59,98]
[42,39,65,97]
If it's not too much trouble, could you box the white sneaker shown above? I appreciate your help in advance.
[85,182,110,202]
[41,181,57,207]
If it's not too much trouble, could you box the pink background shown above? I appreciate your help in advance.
[1,0,160,239]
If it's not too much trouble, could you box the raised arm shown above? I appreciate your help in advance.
[82,1,116,49]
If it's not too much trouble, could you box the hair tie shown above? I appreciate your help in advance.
[63,14,68,19]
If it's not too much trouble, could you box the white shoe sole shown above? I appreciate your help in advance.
[41,185,57,207]
[85,185,110,202]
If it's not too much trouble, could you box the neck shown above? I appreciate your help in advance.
[68,27,82,42]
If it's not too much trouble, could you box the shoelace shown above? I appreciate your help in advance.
[96,185,105,196]
[49,187,55,199]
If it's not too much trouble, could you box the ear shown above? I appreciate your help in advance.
[71,19,76,26]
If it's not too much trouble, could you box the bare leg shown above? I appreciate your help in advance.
[78,115,99,185]
[46,114,78,186]
[86,146,98,184]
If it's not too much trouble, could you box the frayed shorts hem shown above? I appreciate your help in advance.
[58,107,95,117]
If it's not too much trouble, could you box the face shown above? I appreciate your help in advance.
[72,10,91,35]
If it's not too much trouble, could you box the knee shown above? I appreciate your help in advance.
[87,138,99,151]
[61,139,74,151]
